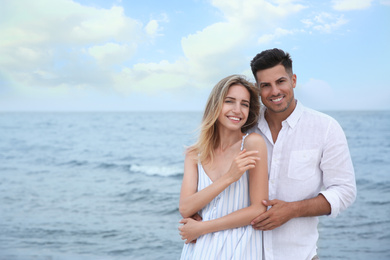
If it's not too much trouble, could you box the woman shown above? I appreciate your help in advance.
[178,75,268,259]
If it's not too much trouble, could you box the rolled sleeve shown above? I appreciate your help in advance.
[320,119,357,218]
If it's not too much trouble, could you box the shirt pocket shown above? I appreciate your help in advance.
[288,149,319,180]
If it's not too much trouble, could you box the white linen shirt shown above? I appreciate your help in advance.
[249,101,356,260]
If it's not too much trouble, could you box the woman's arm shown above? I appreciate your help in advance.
[179,148,260,218]
[179,133,268,243]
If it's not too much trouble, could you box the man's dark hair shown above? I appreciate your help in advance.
[250,48,293,81]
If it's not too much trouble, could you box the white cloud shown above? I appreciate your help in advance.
[106,0,308,95]
[212,0,306,24]
[332,0,373,11]
[178,0,306,85]
[302,12,348,33]
[87,43,137,67]
[0,0,158,91]
[0,0,306,100]
[113,58,190,94]
[145,20,160,36]
[258,27,294,44]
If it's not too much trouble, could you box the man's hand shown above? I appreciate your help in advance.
[185,213,202,244]
[251,199,297,230]
[191,213,202,222]
[178,218,204,244]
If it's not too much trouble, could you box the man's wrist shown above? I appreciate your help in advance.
[290,201,302,218]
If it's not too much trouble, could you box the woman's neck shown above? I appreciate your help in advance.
[216,129,243,152]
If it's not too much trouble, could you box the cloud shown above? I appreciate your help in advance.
[112,0,308,94]
[87,43,137,67]
[112,58,191,94]
[331,0,373,11]
[145,20,160,36]
[258,27,295,44]
[212,0,306,24]
[145,14,168,36]
[0,0,307,102]
[0,0,160,92]
[301,12,348,33]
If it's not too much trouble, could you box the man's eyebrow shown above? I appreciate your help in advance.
[259,76,288,85]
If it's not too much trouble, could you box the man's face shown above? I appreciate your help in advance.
[255,64,296,116]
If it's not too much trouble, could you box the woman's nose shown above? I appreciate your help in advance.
[232,103,240,113]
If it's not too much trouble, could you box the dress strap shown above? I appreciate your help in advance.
[240,133,249,151]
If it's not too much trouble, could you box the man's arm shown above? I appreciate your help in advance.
[252,118,356,230]
[251,194,330,230]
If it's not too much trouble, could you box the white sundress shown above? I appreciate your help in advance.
[180,133,263,260]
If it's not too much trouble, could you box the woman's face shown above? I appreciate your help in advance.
[217,84,250,131]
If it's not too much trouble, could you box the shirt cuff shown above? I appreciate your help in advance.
[319,190,340,218]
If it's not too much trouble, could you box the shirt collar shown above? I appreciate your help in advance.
[285,100,303,129]
[258,100,304,131]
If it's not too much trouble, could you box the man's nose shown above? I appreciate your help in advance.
[270,84,280,96]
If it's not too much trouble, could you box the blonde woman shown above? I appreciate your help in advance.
[179,75,268,259]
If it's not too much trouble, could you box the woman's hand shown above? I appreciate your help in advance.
[227,149,260,182]
[178,218,204,244]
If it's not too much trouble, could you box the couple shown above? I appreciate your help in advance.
[178,48,357,260]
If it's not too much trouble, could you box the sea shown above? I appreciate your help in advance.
[0,111,389,260]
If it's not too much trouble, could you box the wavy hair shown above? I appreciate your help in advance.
[188,75,260,164]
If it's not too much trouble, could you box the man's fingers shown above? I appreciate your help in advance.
[263,199,278,207]
[254,222,275,231]
[251,212,266,225]
[252,215,274,230]
[192,214,202,221]
[179,218,188,224]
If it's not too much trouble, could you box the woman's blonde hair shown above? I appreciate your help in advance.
[188,75,260,164]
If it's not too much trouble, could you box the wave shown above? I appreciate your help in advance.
[129,164,183,177]
[58,160,89,167]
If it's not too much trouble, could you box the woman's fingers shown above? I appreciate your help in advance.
[237,150,259,159]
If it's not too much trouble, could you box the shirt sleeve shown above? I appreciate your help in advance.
[319,118,357,218]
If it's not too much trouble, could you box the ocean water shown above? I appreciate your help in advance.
[0,111,389,260]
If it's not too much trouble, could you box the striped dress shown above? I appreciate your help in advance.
[180,134,263,260]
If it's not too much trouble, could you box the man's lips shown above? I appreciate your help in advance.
[270,96,284,103]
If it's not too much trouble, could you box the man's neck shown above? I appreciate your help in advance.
[264,100,297,143]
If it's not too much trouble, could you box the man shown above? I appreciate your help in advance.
[249,48,356,260]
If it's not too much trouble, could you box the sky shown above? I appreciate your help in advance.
[1,0,389,112]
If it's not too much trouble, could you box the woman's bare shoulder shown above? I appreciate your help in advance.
[185,147,198,162]
[244,133,266,150]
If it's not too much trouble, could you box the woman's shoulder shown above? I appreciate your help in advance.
[243,132,266,150]
[185,147,199,162]
[245,132,264,142]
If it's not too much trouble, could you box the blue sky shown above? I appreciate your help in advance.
[1,0,389,111]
